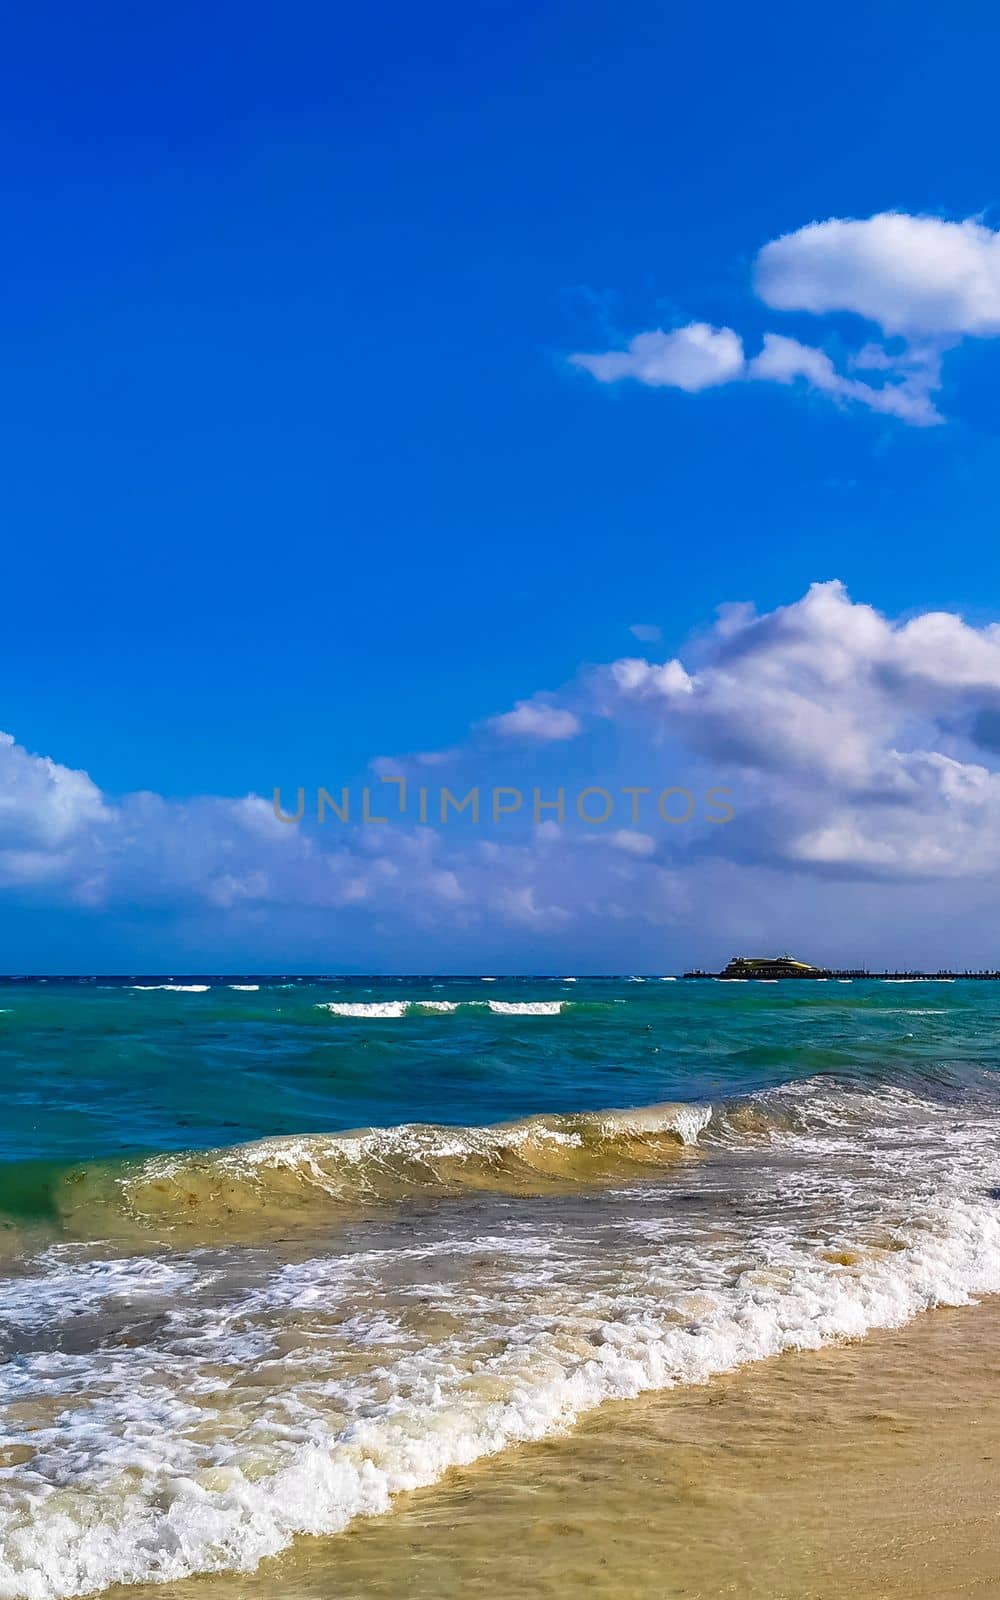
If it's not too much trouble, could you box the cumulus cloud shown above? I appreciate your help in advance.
[571,210,1000,424]
[755,212,1000,337]
[485,697,581,741]
[0,733,109,848]
[598,579,1000,876]
[0,729,682,946]
[9,582,1000,962]
[605,657,694,701]
[571,323,745,391]
[0,733,113,894]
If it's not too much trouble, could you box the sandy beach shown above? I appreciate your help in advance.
[117,1293,1000,1600]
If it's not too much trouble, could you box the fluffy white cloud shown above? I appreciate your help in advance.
[0,728,684,945]
[606,656,694,700]
[571,323,744,391]
[8,583,1000,963]
[485,698,581,741]
[572,210,1000,424]
[0,733,109,849]
[599,579,1000,876]
[0,733,113,894]
[755,212,1000,337]
[748,333,941,426]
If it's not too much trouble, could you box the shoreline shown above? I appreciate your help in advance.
[113,1293,1000,1600]
[9,984,1000,1600]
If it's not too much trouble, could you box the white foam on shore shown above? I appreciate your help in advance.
[229,984,260,991]
[7,1084,1000,1599]
[6,1133,1000,1598]
[0,1256,197,1333]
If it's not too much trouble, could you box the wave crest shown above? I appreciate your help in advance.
[318,999,568,1017]
[56,1102,711,1240]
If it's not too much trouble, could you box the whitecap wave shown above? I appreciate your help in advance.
[486,1000,563,1016]
[130,985,210,993]
[316,999,567,1019]
[319,1001,409,1018]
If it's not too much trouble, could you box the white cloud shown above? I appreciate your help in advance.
[606,656,694,700]
[0,732,110,851]
[9,583,1000,963]
[599,579,1000,877]
[571,323,744,391]
[609,829,657,857]
[748,333,942,426]
[790,752,1000,878]
[755,212,1000,337]
[629,622,662,643]
[486,698,581,741]
[572,210,1000,424]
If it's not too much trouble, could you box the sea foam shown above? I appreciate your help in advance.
[319,1001,409,1018]
[486,1000,563,1015]
[130,985,210,993]
[5,1082,1000,1598]
[317,999,566,1018]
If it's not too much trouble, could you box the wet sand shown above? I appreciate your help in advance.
[115,1293,1000,1600]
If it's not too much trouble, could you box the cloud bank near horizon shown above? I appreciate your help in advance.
[6,581,1000,963]
[573,211,1000,426]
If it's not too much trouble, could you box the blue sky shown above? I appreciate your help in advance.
[5,1,1000,969]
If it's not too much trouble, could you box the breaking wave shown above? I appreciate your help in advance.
[129,984,210,993]
[5,1075,1000,1596]
[486,999,563,1015]
[31,1080,979,1245]
[317,998,585,1018]
[52,1102,712,1240]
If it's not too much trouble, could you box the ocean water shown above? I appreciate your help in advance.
[3,975,1000,1597]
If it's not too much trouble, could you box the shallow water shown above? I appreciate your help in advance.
[3,977,1000,1597]
[147,1291,1000,1600]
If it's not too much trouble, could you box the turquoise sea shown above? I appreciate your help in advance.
[4,975,1000,1596]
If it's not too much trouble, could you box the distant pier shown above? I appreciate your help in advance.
[682,954,1000,981]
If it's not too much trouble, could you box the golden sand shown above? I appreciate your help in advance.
[106,1292,1000,1600]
